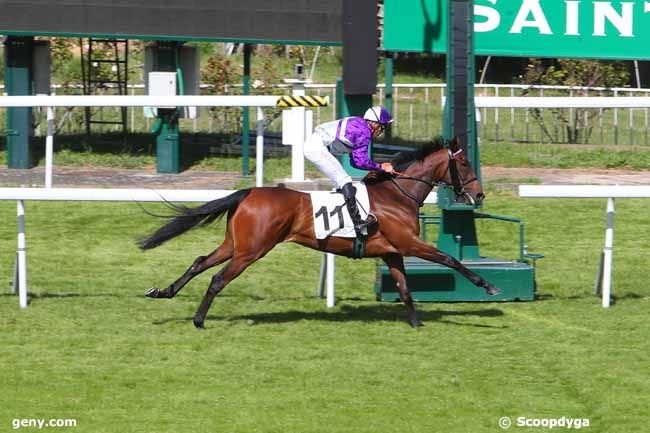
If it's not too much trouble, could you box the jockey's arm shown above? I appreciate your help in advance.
[350,143,382,171]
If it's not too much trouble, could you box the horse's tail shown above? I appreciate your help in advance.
[138,189,252,250]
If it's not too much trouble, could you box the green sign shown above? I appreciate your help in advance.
[384,0,650,60]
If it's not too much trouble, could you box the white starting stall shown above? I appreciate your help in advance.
[519,185,650,308]
[282,78,313,182]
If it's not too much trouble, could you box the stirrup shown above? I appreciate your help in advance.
[353,214,376,237]
[353,224,369,238]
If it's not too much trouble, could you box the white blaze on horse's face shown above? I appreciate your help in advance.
[447,149,484,205]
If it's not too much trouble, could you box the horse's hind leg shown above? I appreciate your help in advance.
[382,254,422,328]
[405,238,500,295]
[192,253,261,328]
[146,239,233,299]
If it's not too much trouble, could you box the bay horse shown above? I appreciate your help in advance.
[139,137,501,328]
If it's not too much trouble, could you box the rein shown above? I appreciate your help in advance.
[391,150,477,206]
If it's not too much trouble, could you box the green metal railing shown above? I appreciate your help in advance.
[418,211,544,265]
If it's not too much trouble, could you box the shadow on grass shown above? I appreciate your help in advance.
[153,304,506,328]
[1,132,240,171]
[0,292,149,306]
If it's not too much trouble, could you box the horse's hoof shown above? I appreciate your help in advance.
[193,318,205,329]
[145,287,160,298]
[409,318,424,328]
[486,286,501,296]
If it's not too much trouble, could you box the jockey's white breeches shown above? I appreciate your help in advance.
[303,132,352,189]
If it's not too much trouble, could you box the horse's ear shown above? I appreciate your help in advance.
[448,136,460,151]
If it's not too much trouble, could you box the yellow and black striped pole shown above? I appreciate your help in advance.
[277,95,329,108]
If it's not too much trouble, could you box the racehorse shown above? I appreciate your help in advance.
[139,137,501,328]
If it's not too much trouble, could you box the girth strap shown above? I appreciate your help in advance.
[352,236,366,259]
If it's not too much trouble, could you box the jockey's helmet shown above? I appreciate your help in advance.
[363,106,393,125]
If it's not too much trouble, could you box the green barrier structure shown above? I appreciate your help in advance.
[152,41,181,174]
[375,0,540,302]
[335,78,373,178]
[4,36,34,169]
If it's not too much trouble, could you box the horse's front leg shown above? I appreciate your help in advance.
[404,238,501,295]
[146,255,207,298]
[146,242,233,299]
[382,254,422,328]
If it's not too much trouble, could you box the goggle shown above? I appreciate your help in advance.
[372,122,386,133]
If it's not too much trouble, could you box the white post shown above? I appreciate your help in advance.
[602,197,615,308]
[317,254,327,298]
[290,81,306,182]
[130,87,135,132]
[45,106,55,188]
[326,253,335,308]
[16,200,28,309]
[256,107,264,187]
[494,86,500,141]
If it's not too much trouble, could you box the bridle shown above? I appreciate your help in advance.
[391,148,478,207]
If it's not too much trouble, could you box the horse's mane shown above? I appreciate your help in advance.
[364,136,447,185]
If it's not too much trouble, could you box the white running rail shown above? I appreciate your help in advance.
[0,187,437,310]
[518,185,650,308]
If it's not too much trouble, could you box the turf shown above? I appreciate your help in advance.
[0,192,648,433]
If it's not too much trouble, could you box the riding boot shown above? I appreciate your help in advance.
[341,183,369,237]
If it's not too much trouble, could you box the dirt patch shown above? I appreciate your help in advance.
[482,166,650,185]
[0,166,244,189]
[1,165,649,190]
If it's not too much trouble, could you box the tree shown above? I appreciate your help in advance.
[521,58,630,143]
[201,53,240,132]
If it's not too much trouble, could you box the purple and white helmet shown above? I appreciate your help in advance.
[363,106,393,125]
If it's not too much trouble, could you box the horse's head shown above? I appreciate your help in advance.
[381,137,484,207]
[434,137,484,206]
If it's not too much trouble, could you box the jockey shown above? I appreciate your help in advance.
[303,106,394,236]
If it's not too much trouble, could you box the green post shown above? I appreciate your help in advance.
[335,78,373,178]
[156,110,180,173]
[241,44,251,176]
[4,36,34,169]
[154,41,181,173]
[376,0,538,302]
[383,51,394,140]
[437,0,480,260]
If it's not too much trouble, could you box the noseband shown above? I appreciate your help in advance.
[391,149,478,206]
[447,149,478,203]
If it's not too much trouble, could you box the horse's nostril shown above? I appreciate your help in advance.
[476,193,485,202]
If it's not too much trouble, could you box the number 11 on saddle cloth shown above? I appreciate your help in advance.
[310,183,371,239]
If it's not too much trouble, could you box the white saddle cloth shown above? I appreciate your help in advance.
[310,183,371,239]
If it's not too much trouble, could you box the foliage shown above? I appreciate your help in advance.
[251,53,284,130]
[201,53,241,132]
[189,41,218,59]
[270,44,315,64]
[49,37,75,78]
[521,58,630,144]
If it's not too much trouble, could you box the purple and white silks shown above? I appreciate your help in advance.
[313,117,382,171]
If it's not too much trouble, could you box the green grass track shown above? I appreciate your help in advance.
[0,192,648,432]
